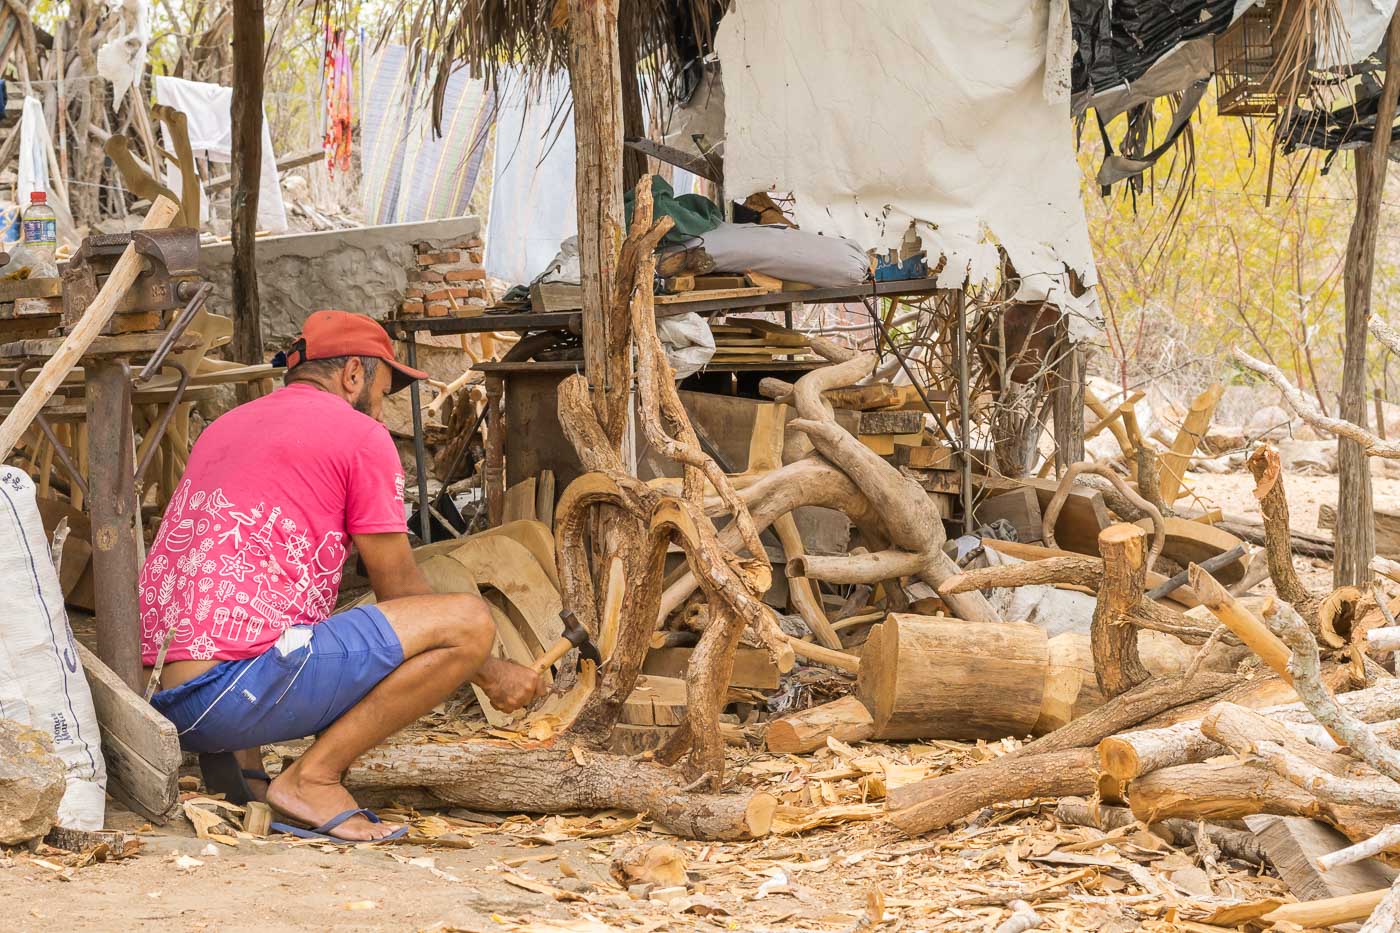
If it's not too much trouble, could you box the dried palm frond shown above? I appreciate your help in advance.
[375,0,723,135]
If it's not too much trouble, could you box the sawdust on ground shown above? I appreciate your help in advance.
[0,468,1382,931]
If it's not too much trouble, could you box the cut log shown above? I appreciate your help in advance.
[344,740,777,841]
[1248,446,1323,617]
[856,614,1047,741]
[1093,524,1151,697]
[765,695,875,754]
[1189,567,1293,680]
[1127,759,1398,843]
[886,748,1097,836]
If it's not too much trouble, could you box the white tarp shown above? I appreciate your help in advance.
[716,0,1102,337]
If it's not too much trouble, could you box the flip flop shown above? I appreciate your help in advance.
[242,769,273,785]
[270,807,409,844]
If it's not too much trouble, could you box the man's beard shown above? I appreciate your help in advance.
[352,380,375,415]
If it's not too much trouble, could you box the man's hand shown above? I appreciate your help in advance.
[473,658,548,713]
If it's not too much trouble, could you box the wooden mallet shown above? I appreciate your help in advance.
[532,610,602,674]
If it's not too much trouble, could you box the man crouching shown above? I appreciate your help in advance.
[143,310,544,842]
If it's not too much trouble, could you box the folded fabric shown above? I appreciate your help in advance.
[625,175,722,247]
[661,222,869,288]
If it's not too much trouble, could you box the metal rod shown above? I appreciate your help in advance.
[406,335,431,543]
[136,282,213,383]
[955,290,973,534]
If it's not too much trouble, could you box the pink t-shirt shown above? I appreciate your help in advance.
[138,383,407,665]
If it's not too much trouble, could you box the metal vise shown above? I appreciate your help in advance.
[60,228,204,333]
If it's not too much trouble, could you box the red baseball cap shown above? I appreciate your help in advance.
[285,310,428,393]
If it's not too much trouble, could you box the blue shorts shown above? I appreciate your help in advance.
[150,606,404,754]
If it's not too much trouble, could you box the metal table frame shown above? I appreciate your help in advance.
[383,277,966,543]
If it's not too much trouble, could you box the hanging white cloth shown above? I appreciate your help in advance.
[153,75,288,233]
[716,0,1102,338]
[16,96,48,207]
[96,0,149,102]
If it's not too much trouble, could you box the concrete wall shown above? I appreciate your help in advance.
[200,215,483,347]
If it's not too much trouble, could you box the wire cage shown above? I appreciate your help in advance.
[1215,0,1304,116]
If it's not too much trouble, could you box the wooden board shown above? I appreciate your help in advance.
[0,276,63,302]
[900,466,961,495]
[974,488,1043,543]
[975,475,1111,556]
[529,281,584,312]
[445,535,565,656]
[643,646,780,690]
[502,477,538,524]
[1134,515,1246,584]
[1159,383,1224,504]
[895,444,952,469]
[655,285,777,304]
[837,409,925,435]
[1321,503,1400,560]
[1245,815,1397,907]
[74,641,180,821]
[535,470,556,530]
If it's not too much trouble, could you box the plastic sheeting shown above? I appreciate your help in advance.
[716,0,1101,337]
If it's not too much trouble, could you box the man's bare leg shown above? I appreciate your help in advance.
[266,593,496,841]
[234,747,268,802]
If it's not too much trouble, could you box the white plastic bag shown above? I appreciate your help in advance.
[656,312,716,379]
[0,467,107,829]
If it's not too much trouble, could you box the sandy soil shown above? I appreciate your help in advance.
[0,467,1386,932]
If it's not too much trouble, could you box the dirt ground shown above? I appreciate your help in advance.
[0,466,1388,932]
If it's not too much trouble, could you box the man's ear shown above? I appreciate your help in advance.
[340,357,364,392]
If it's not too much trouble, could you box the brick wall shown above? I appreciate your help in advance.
[401,235,488,317]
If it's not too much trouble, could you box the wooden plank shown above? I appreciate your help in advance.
[502,477,537,524]
[1158,383,1224,504]
[535,470,556,530]
[974,488,1043,543]
[690,275,750,290]
[895,444,952,469]
[1244,815,1397,906]
[841,410,925,435]
[654,285,775,305]
[975,475,1111,556]
[0,276,62,302]
[643,646,780,690]
[529,281,584,313]
[1321,503,1400,560]
[1136,516,1246,584]
[900,466,961,495]
[858,433,895,456]
[74,641,179,821]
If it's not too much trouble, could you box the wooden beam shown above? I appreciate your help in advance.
[230,0,265,394]
[569,0,627,448]
[1157,383,1223,504]
[203,148,325,193]
[624,137,722,183]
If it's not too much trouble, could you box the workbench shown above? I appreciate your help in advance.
[382,276,971,540]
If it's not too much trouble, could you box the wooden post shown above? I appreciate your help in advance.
[618,6,648,191]
[1052,321,1085,472]
[1093,523,1150,697]
[230,0,265,398]
[568,0,629,449]
[1337,16,1400,586]
[87,359,142,691]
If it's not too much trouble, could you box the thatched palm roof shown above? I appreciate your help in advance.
[395,0,725,130]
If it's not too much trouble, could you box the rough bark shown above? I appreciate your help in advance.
[1052,797,1268,864]
[1338,18,1400,585]
[569,0,629,445]
[229,0,264,389]
[343,740,776,841]
[1093,524,1151,697]
[1246,445,1320,618]
[886,749,1097,836]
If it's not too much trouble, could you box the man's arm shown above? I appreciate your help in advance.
[352,532,434,601]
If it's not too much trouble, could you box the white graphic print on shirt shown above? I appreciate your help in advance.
[140,479,346,660]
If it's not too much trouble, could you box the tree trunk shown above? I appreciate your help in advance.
[1336,18,1400,586]
[569,0,629,446]
[230,0,264,396]
[1052,331,1084,470]
[344,740,776,841]
[1053,798,1268,864]
[617,3,648,191]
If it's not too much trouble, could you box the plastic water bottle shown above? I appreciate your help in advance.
[21,190,56,267]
